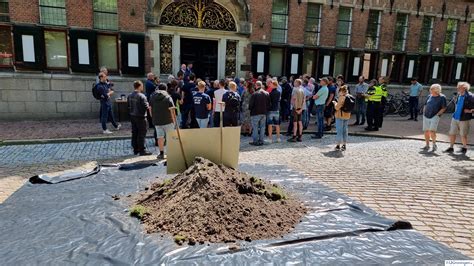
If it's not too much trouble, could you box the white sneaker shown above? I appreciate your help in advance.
[115,124,121,131]
[103,129,113,134]
[276,138,281,143]
[265,139,273,144]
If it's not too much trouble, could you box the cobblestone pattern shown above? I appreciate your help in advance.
[0,136,472,257]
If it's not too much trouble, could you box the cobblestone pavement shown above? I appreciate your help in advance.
[0,136,472,257]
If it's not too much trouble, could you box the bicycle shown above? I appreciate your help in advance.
[383,91,410,117]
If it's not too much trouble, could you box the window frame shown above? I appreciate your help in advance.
[97,32,119,73]
[336,7,353,48]
[43,28,69,70]
[93,0,119,31]
[39,0,67,26]
[271,0,289,44]
[418,16,434,53]
[443,18,458,55]
[0,0,9,23]
[365,10,381,50]
[393,13,409,52]
[0,25,14,67]
[304,3,322,47]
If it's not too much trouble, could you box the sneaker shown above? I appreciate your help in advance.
[103,129,113,134]
[364,127,372,131]
[276,138,281,143]
[287,137,297,143]
[444,147,454,153]
[431,144,437,152]
[422,145,430,151]
[249,142,260,146]
[335,145,340,151]
[341,145,346,151]
[266,139,273,144]
[350,122,359,126]
[460,147,468,154]
[297,136,302,142]
[408,118,414,120]
[414,118,418,121]
[257,141,264,146]
[115,124,122,131]
[139,151,152,156]
[157,153,166,160]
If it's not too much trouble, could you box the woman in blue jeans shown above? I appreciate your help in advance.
[333,85,351,151]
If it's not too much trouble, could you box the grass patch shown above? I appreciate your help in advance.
[174,234,187,244]
[269,186,288,201]
[129,205,149,220]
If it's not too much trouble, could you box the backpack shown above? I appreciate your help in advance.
[341,94,355,113]
[226,92,240,113]
[92,83,101,100]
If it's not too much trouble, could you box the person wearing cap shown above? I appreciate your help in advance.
[311,77,329,139]
[408,77,423,121]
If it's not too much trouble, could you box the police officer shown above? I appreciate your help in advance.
[364,79,383,131]
[377,76,389,129]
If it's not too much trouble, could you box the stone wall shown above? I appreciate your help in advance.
[0,73,138,120]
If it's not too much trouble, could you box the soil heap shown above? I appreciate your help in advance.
[132,157,307,245]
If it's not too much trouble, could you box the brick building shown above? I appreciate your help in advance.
[1,0,474,119]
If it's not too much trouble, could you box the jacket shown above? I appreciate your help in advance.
[456,92,474,121]
[127,91,149,118]
[249,89,271,116]
[334,95,352,120]
[150,90,174,126]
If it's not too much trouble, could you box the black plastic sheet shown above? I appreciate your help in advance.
[0,163,469,265]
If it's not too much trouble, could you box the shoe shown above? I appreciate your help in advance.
[287,137,297,142]
[249,142,259,146]
[460,147,468,154]
[285,132,292,137]
[139,151,152,156]
[371,128,379,131]
[408,118,414,120]
[364,127,372,131]
[444,147,454,153]
[276,138,281,143]
[115,124,122,131]
[422,145,430,151]
[297,136,302,142]
[350,122,359,126]
[103,129,113,134]
[157,153,166,160]
[335,145,340,151]
[431,144,437,152]
[266,139,273,144]
[134,151,139,155]
[311,135,322,139]
[414,118,418,121]
[341,145,346,151]
[360,121,365,126]
[324,126,332,131]
[257,141,264,146]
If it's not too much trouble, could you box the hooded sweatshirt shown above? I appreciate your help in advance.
[150,90,174,126]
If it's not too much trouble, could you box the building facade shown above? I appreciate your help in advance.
[1,0,474,119]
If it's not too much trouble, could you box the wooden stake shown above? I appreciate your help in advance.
[169,107,188,169]
[218,102,224,165]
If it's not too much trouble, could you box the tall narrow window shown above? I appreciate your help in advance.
[93,0,118,30]
[269,48,284,76]
[40,0,66,26]
[0,0,9,22]
[0,27,13,66]
[44,30,68,68]
[365,10,381,50]
[467,22,474,56]
[336,7,352,48]
[418,16,434,53]
[393,13,408,51]
[271,0,288,43]
[98,34,118,70]
[443,19,458,55]
[304,4,321,46]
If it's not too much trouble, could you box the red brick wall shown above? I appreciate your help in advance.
[287,1,306,45]
[405,16,423,53]
[67,0,93,28]
[379,11,396,51]
[456,21,469,55]
[431,19,447,54]
[9,0,39,23]
[248,0,272,43]
[319,4,338,47]
[144,36,153,73]
[118,0,146,32]
[351,8,369,49]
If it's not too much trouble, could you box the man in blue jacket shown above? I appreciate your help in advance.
[97,72,120,134]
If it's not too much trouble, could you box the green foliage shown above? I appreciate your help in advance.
[129,205,148,220]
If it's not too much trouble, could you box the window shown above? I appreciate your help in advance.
[304,4,321,46]
[303,49,315,75]
[468,22,474,55]
[393,13,408,51]
[39,0,66,26]
[271,0,288,43]
[269,48,283,76]
[93,0,118,30]
[443,19,458,55]
[333,52,345,76]
[336,7,352,48]
[0,27,13,66]
[0,0,9,22]
[98,34,118,70]
[44,30,67,68]
[419,16,434,53]
[365,10,381,50]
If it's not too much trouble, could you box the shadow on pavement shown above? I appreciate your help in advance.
[418,151,441,157]
[446,153,473,162]
[322,150,344,158]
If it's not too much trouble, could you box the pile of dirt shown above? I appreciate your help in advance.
[131,157,307,245]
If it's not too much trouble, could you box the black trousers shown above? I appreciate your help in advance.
[223,113,239,127]
[409,96,419,119]
[366,102,381,129]
[131,116,147,153]
[213,112,223,127]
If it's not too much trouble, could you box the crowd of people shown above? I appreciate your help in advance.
[92,64,474,159]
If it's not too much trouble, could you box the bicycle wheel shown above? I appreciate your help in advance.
[398,104,409,117]
[383,103,392,116]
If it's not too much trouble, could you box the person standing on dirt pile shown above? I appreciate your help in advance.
[249,81,271,146]
[288,79,306,143]
[97,72,121,134]
[150,84,176,160]
[422,84,447,152]
[128,81,151,156]
[408,78,423,121]
[364,79,382,131]
[352,76,368,126]
[222,81,241,127]
[444,82,474,154]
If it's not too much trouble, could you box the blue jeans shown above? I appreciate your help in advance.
[355,97,366,123]
[100,101,117,131]
[315,105,325,137]
[196,118,209,128]
[251,115,266,143]
[335,118,349,143]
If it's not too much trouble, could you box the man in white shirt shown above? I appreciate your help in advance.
[213,79,227,127]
